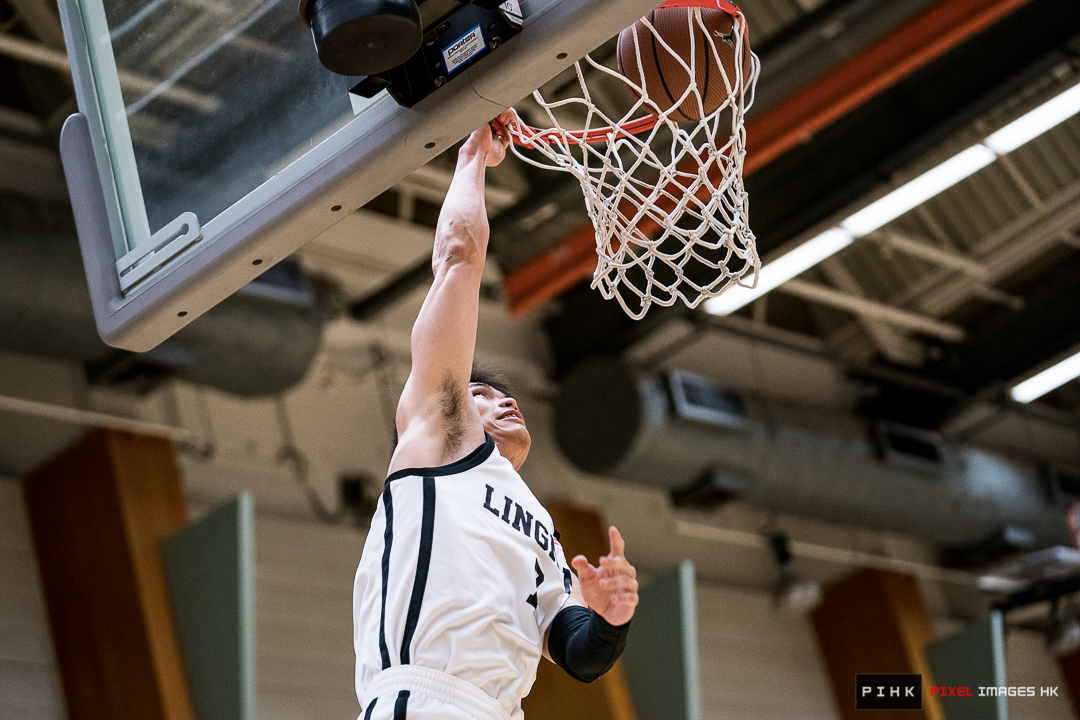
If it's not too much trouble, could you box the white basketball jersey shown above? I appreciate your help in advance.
[354,435,574,720]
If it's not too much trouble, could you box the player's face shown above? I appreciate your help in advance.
[470,382,531,469]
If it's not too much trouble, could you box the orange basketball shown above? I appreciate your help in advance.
[617,6,751,123]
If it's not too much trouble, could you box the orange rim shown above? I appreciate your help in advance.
[511,114,661,147]
[511,0,745,147]
[658,0,740,13]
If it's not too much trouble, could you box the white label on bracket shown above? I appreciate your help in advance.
[443,25,485,75]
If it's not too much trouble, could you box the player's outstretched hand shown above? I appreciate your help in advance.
[571,526,639,627]
[462,110,514,167]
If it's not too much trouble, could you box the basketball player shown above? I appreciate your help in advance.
[352,112,639,720]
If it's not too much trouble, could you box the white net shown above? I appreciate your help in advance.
[508,3,761,319]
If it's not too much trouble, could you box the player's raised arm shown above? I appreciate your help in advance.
[390,113,513,474]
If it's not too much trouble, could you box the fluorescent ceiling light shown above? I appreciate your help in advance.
[986,81,1080,154]
[701,82,1080,317]
[1010,350,1080,403]
[841,145,997,237]
[705,229,854,315]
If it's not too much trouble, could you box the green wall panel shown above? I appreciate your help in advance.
[162,494,255,720]
[925,610,1007,720]
[621,560,700,720]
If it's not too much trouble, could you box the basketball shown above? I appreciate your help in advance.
[617,6,750,123]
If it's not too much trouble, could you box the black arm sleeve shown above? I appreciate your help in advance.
[547,605,630,683]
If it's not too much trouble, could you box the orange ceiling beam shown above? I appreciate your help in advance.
[503,0,1035,316]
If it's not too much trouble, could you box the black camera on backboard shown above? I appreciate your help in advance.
[299,0,523,107]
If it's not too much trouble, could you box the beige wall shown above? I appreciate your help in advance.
[253,514,363,720]
[3,479,1072,720]
[0,337,1073,720]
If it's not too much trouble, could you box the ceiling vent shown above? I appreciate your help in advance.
[873,422,947,475]
[670,465,753,508]
[1045,463,1080,507]
[665,369,748,430]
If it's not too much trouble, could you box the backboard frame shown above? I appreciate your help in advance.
[58,0,666,352]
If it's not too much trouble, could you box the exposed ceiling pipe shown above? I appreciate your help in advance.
[554,357,1071,553]
[871,230,990,280]
[0,105,45,136]
[777,280,965,342]
[0,137,67,203]
[501,0,1037,316]
[0,225,324,397]
[7,0,67,49]
[0,393,194,443]
[673,520,1000,589]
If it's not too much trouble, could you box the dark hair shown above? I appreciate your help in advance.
[470,362,513,398]
[390,363,512,453]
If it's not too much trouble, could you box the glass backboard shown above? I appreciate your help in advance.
[57,0,665,351]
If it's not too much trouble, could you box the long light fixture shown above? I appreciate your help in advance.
[704,229,853,315]
[1010,350,1080,403]
[706,79,1080,316]
[986,81,1080,154]
[840,145,996,237]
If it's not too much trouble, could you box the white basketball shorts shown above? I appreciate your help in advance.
[360,665,513,720]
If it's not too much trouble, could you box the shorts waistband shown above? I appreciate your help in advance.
[366,665,511,720]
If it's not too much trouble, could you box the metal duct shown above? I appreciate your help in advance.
[0,226,323,397]
[554,357,1070,551]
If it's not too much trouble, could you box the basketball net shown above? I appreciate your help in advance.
[507,0,760,319]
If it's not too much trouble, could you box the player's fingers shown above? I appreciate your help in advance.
[491,114,512,143]
[571,555,597,579]
[608,526,625,558]
[494,111,512,138]
[600,576,638,592]
[598,556,635,578]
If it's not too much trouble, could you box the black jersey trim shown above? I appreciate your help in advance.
[363,698,377,720]
[385,433,495,483]
[378,487,394,670]
[400,476,436,664]
[394,690,410,720]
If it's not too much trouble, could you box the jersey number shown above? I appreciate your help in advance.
[526,559,543,608]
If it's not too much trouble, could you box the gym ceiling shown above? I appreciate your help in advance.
[0,0,1079,438]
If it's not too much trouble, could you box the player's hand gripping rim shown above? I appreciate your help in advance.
[571,526,639,627]
[461,110,513,168]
